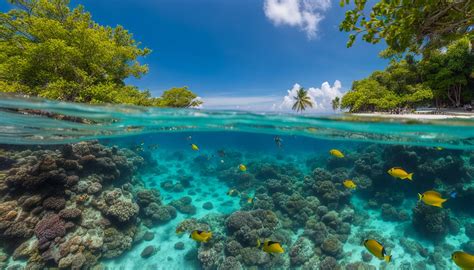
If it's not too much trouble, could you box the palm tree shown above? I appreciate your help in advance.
[331,97,340,111]
[292,87,313,112]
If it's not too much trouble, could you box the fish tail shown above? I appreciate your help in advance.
[434,199,447,208]
[384,255,392,263]
[418,193,422,201]
[406,173,413,181]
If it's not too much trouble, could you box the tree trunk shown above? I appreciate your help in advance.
[447,85,462,107]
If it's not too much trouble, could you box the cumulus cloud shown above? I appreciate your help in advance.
[280,80,343,111]
[263,0,331,39]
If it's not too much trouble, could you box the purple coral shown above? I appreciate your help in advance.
[34,214,66,249]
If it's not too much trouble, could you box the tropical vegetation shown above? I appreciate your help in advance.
[292,87,314,112]
[339,37,474,113]
[340,0,474,58]
[0,0,200,108]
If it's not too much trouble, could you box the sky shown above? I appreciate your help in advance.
[0,0,388,111]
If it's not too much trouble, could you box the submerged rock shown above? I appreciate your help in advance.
[140,245,156,258]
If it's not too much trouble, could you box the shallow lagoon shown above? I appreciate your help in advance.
[0,97,473,270]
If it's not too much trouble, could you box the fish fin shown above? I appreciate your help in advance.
[418,193,422,201]
[407,173,413,181]
[436,199,447,208]
[432,202,444,208]
[384,255,392,263]
[256,239,261,248]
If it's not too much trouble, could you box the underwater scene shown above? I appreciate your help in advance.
[1,97,474,270]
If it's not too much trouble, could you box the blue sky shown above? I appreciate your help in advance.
[1,0,388,110]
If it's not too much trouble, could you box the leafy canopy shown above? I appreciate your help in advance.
[0,0,202,107]
[339,0,474,57]
[158,87,203,108]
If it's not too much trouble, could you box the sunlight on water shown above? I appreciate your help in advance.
[1,94,474,149]
[0,94,473,270]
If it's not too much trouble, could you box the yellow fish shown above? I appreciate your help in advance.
[418,190,447,208]
[329,149,344,158]
[227,189,239,197]
[247,197,254,204]
[363,239,391,263]
[387,167,413,181]
[239,164,247,172]
[452,251,474,269]
[257,240,284,254]
[435,147,443,151]
[191,144,199,151]
[190,230,212,243]
[343,180,357,189]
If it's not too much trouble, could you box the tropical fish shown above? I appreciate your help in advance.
[247,197,254,204]
[227,189,239,197]
[274,136,283,148]
[191,144,199,151]
[363,239,391,263]
[387,167,413,181]
[418,190,448,208]
[190,230,212,243]
[239,164,247,172]
[452,251,474,269]
[435,146,443,151]
[329,149,344,158]
[220,159,225,163]
[343,180,357,189]
[450,191,457,199]
[257,239,284,254]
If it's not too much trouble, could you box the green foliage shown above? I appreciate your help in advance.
[292,87,313,112]
[420,37,474,107]
[331,96,340,111]
[0,0,201,108]
[342,37,474,112]
[158,87,202,108]
[339,0,474,57]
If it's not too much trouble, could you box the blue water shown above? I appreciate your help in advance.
[0,95,473,270]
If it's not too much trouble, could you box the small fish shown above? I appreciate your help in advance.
[220,159,225,163]
[274,136,283,148]
[363,239,391,263]
[257,239,284,254]
[418,190,448,208]
[450,191,457,199]
[247,197,254,204]
[329,149,344,158]
[191,144,199,151]
[239,164,247,172]
[435,146,443,151]
[190,230,212,243]
[452,251,474,269]
[343,180,357,190]
[387,167,413,181]
[227,189,239,197]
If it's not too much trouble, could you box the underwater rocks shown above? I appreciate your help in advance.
[141,245,157,258]
[171,196,197,215]
[0,141,171,269]
[412,202,450,240]
[289,237,314,266]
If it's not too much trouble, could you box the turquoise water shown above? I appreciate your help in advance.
[0,95,473,270]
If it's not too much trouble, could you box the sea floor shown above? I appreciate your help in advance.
[101,148,468,270]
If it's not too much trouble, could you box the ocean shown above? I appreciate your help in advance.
[0,95,473,270]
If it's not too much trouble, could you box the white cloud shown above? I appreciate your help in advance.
[198,80,343,112]
[263,0,331,39]
[280,80,343,111]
